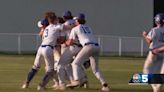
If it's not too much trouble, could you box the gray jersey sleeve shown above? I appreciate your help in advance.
[147,29,154,40]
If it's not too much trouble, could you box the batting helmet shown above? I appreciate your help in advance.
[154,13,164,24]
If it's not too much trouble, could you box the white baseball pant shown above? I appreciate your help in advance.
[72,44,107,85]
[143,51,164,74]
[57,45,82,84]
[143,51,164,92]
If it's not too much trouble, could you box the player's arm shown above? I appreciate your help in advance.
[57,36,66,44]
[57,20,75,32]
[152,46,164,55]
[142,31,152,45]
[38,28,44,37]
[56,24,71,32]
[65,39,74,46]
[158,46,164,51]
[65,28,76,46]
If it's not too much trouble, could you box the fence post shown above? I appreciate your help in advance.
[119,37,122,56]
[18,34,21,54]
[141,38,144,56]
[98,36,103,56]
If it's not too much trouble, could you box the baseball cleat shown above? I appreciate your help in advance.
[101,83,110,92]
[37,84,46,91]
[66,80,80,88]
[102,86,110,92]
[79,81,89,88]
[21,83,29,89]
[53,84,66,90]
[50,84,59,89]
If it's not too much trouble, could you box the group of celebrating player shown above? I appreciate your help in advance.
[21,10,110,92]
[142,13,164,92]
[20,10,164,92]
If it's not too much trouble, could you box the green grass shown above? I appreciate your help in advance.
[0,55,163,92]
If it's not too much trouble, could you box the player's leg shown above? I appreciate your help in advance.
[156,56,164,92]
[90,56,109,91]
[63,47,74,83]
[71,45,89,88]
[68,46,92,87]
[64,45,83,83]
[78,65,89,88]
[143,51,157,91]
[68,45,109,91]
[51,47,61,89]
[144,52,163,92]
[51,61,59,89]
[22,47,43,89]
[151,55,164,92]
[143,51,156,74]
[56,47,74,90]
[65,64,74,82]
[89,45,109,91]
[37,47,55,90]
[80,59,90,88]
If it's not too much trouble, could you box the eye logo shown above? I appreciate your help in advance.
[132,74,142,83]
[129,74,149,85]
[133,74,141,80]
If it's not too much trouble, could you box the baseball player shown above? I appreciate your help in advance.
[36,11,73,90]
[55,11,80,90]
[21,18,49,89]
[142,13,164,92]
[61,10,73,53]
[22,11,69,91]
[50,17,66,89]
[65,13,109,92]
[55,11,90,90]
[56,19,89,90]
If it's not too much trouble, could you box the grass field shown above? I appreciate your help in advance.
[0,55,164,92]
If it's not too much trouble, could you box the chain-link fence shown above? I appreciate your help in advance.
[0,33,149,56]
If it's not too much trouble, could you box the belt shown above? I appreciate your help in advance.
[84,42,99,46]
[41,45,54,49]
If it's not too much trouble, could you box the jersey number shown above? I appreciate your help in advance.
[159,32,164,42]
[82,27,91,34]
[45,29,48,37]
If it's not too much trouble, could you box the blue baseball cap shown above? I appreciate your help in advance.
[154,13,164,24]
[41,18,49,26]
[76,13,85,20]
[62,10,72,17]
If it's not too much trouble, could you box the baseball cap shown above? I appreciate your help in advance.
[41,18,49,26]
[37,19,49,28]
[76,13,85,20]
[62,10,72,17]
[154,13,164,23]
